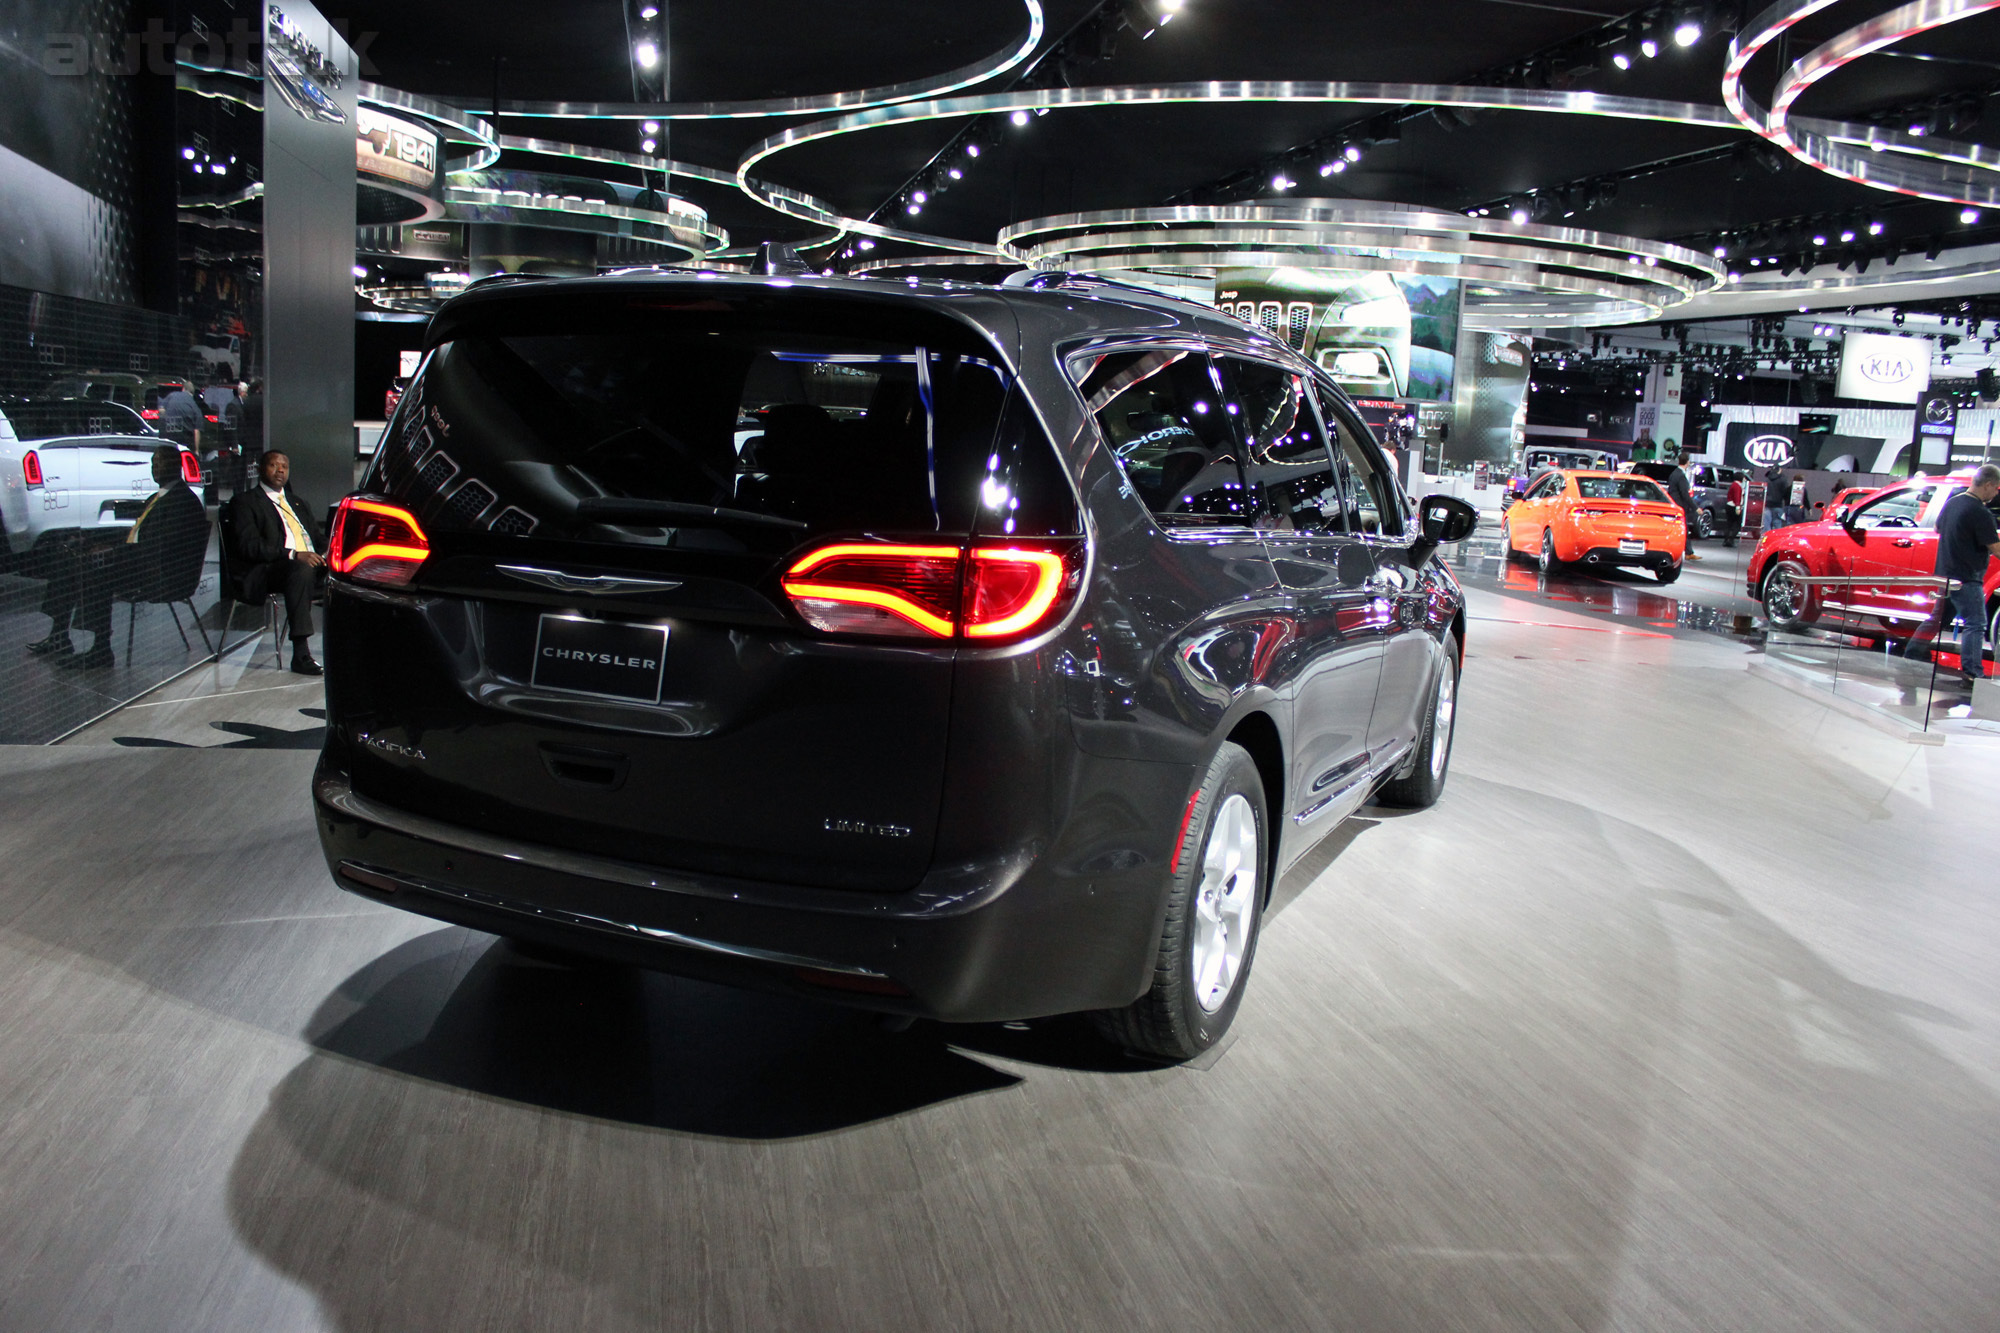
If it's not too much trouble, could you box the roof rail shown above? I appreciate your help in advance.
[1001,269,1214,312]
[463,272,557,290]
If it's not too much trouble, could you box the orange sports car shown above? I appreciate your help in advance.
[1502,469,1687,583]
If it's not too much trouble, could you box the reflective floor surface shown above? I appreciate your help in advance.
[2,551,1998,1331]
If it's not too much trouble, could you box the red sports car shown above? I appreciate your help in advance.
[1748,469,2000,646]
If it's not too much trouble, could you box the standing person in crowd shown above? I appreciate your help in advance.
[159,381,202,454]
[226,449,326,676]
[1726,472,1746,540]
[1901,464,2000,684]
[1787,472,1809,527]
[1667,449,1703,561]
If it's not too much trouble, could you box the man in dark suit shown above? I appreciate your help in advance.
[30,446,209,670]
[226,448,325,675]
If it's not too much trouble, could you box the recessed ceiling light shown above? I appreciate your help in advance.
[633,39,659,68]
[1010,110,1030,127]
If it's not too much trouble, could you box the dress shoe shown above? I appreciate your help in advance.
[290,654,323,677]
[56,645,114,671]
[25,633,72,657]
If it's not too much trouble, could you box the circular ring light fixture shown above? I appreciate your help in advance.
[1725,0,2000,207]
[446,172,728,259]
[998,205,1724,328]
[360,83,501,174]
[494,0,1043,121]
[736,82,1741,260]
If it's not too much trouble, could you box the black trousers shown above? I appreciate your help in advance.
[41,542,136,641]
[239,556,317,640]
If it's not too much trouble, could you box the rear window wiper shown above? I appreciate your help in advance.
[577,496,808,532]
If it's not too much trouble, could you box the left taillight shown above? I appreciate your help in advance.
[22,450,42,487]
[781,540,1076,642]
[178,451,202,485]
[329,496,430,588]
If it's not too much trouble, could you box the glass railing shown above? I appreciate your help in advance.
[1755,569,1969,734]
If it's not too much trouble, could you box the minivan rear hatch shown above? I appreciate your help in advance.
[334,283,1069,891]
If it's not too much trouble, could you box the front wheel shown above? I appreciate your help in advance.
[1761,558,1816,630]
[1376,630,1461,809]
[1093,742,1267,1062]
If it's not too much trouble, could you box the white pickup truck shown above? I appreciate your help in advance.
[0,400,202,575]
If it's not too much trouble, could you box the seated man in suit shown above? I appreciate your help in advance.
[30,446,208,670]
[226,448,325,676]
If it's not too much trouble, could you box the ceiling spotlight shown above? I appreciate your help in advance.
[633,39,659,69]
[1010,109,1031,127]
[1673,20,1701,45]
[911,190,928,204]
[1510,208,1529,224]
[352,264,368,279]
[641,137,657,153]
[906,202,922,215]
[1963,207,1982,224]
[642,120,659,134]
[1868,220,1884,235]
[965,143,980,157]
[1343,144,1363,162]
[1318,161,1338,176]
[1713,245,1727,257]
[181,147,195,160]
[639,3,658,15]
[1271,174,1294,191]
[1909,123,1927,136]
[1612,51,1632,70]
[948,167,962,180]
[1840,230,1855,242]
[858,239,875,250]
[1640,37,1658,58]
[1811,234,1826,246]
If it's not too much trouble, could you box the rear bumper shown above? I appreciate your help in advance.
[313,764,1166,1022]
[1575,544,1678,570]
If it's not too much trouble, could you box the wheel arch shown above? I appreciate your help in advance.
[1221,709,1285,901]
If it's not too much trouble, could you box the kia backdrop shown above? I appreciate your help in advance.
[1725,422,1815,471]
[1836,330,1932,405]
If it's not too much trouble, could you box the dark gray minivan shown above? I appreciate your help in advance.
[315,268,1473,1060]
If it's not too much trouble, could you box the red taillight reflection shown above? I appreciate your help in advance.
[330,496,430,587]
[178,451,202,485]
[781,541,1074,642]
[139,408,160,420]
[22,451,42,487]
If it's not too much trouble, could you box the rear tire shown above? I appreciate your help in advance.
[1656,564,1681,585]
[1694,508,1714,539]
[1376,631,1460,810]
[1093,742,1267,1063]
[1503,519,1528,562]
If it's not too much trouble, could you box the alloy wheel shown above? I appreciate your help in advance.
[1189,793,1259,1014]
[1429,663,1456,781]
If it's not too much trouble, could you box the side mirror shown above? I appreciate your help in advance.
[1418,494,1479,544]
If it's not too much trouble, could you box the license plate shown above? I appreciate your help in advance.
[531,614,667,703]
[1618,539,1646,556]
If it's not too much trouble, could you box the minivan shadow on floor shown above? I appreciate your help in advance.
[307,931,1022,1140]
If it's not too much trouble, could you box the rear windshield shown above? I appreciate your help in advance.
[3,401,152,439]
[368,295,1076,547]
[1577,477,1668,502]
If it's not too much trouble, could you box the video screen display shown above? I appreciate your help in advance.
[1214,267,1461,403]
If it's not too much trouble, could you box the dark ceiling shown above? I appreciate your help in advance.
[337,0,2000,281]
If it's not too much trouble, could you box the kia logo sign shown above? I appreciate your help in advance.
[1744,434,1795,467]
[1860,351,1918,386]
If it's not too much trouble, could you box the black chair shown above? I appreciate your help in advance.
[123,508,216,658]
[214,502,286,666]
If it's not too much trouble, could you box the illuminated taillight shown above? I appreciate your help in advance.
[329,496,430,588]
[782,543,961,638]
[964,548,1068,638]
[781,540,1076,641]
[140,408,160,420]
[22,450,42,487]
[178,451,202,485]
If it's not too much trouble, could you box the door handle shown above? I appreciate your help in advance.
[1893,538,1915,547]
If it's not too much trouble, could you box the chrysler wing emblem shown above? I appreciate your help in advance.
[498,565,682,596]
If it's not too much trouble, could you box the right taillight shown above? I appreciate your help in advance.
[22,450,42,487]
[782,540,1077,642]
[329,496,430,588]
[178,451,202,485]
